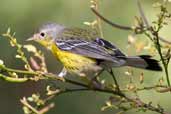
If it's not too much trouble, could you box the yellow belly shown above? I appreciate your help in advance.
[51,44,102,76]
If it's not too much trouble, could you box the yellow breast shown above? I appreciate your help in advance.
[51,43,102,76]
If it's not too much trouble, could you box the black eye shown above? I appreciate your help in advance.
[40,32,45,37]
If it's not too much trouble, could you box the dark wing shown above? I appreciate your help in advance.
[94,38,125,57]
[55,38,125,63]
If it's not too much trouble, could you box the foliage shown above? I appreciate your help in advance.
[0,0,171,114]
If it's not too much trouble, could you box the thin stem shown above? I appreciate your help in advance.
[65,78,88,87]
[93,0,104,38]
[20,97,40,114]
[159,36,171,44]
[0,74,28,83]
[162,63,170,87]
[155,33,170,87]
[58,88,91,95]
[145,30,171,87]
[38,103,55,114]
[4,67,37,75]
[91,7,132,30]
[44,73,88,88]
[0,64,37,75]
[137,0,150,28]
[136,85,168,91]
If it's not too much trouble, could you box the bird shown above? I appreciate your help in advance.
[28,23,162,78]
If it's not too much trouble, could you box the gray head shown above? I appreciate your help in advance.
[27,23,65,48]
[39,23,65,39]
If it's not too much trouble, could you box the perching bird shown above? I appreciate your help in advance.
[28,23,162,78]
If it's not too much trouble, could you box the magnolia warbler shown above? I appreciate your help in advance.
[28,23,162,78]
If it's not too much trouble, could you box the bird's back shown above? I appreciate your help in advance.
[57,27,99,41]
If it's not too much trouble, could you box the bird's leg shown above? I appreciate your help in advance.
[108,69,120,92]
[79,69,105,89]
[94,69,105,80]
[58,67,67,77]
[89,69,105,89]
[91,69,104,84]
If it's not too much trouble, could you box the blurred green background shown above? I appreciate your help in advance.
[0,0,171,114]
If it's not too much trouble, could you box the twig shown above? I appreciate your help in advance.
[156,87,171,93]
[137,0,171,45]
[91,2,171,45]
[151,29,170,87]
[57,88,91,96]
[136,85,168,91]
[90,6,132,30]
[0,74,28,83]
[20,97,40,114]
[3,31,32,71]
[91,0,104,37]
[159,36,171,44]
[38,103,55,114]
[21,97,55,114]
[137,0,150,28]
[2,67,37,75]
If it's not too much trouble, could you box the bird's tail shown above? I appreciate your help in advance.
[125,55,162,71]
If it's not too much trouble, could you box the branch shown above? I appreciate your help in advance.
[0,74,28,83]
[21,97,55,114]
[20,97,40,114]
[91,1,171,45]
[137,0,150,28]
[90,6,132,31]
[0,64,168,114]
[137,0,171,45]
[48,85,167,114]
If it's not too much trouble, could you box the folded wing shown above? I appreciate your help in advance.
[55,38,126,65]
